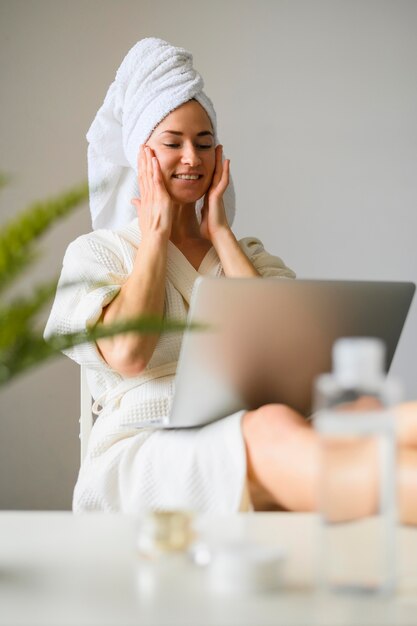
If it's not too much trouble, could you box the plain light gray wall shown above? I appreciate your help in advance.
[1,0,416,509]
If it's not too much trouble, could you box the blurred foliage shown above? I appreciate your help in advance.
[0,175,194,387]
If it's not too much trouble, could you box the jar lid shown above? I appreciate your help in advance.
[137,510,195,557]
[207,541,286,593]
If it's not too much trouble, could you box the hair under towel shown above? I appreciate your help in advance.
[86,37,236,231]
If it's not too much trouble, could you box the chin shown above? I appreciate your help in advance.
[167,177,211,205]
[170,190,205,205]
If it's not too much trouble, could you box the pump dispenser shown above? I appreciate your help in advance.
[314,337,402,413]
[334,338,385,387]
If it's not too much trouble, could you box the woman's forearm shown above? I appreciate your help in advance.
[211,228,260,278]
[97,233,168,376]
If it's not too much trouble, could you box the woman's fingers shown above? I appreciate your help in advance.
[212,144,223,186]
[219,158,230,192]
[145,145,154,183]
[152,156,161,184]
[138,144,168,196]
[211,145,230,194]
[130,197,141,217]
[135,145,173,235]
[151,156,166,189]
[139,144,154,196]
[138,144,148,197]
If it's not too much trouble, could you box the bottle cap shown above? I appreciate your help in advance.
[333,337,385,387]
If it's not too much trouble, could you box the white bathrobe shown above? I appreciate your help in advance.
[44,219,295,513]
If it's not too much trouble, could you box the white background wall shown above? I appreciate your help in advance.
[1,0,416,509]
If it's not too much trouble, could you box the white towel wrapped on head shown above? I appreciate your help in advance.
[86,37,235,231]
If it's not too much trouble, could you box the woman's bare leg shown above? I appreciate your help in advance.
[396,401,417,446]
[397,447,417,525]
[242,402,417,524]
[242,404,319,512]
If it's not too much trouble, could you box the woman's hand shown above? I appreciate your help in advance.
[200,145,231,243]
[131,144,173,241]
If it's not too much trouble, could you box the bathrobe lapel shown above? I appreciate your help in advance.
[123,219,222,307]
[167,241,222,305]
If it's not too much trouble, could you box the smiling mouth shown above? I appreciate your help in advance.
[172,174,203,180]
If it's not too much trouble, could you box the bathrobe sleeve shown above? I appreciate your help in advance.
[239,237,296,278]
[45,230,253,514]
[44,229,127,368]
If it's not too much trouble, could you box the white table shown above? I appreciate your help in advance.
[0,512,416,626]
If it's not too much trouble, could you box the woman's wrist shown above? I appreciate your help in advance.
[211,227,260,278]
[141,229,170,249]
[210,226,236,251]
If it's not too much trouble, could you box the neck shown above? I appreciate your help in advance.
[169,202,201,245]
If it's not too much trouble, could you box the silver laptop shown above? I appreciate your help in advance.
[159,278,415,428]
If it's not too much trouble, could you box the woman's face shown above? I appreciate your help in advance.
[145,99,216,204]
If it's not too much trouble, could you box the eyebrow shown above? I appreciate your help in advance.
[159,130,214,138]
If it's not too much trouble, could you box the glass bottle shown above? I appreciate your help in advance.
[313,337,402,594]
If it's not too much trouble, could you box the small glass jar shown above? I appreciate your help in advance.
[137,510,196,559]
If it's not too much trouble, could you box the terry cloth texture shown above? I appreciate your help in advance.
[86,37,235,231]
[44,221,296,513]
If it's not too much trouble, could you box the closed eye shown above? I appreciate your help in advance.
[163,144,213,150]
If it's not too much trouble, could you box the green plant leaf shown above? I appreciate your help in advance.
[0,316,207,386]
[0,174,207,390]
[0,172,13,190]
[0,182,88,292]
[0,279,58,350]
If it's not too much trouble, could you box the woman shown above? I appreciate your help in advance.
[45,38,417,521]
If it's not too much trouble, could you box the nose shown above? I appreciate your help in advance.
[181,143,202,167]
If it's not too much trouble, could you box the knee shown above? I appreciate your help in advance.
[241,404,317,512]
[242,403,307,446]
